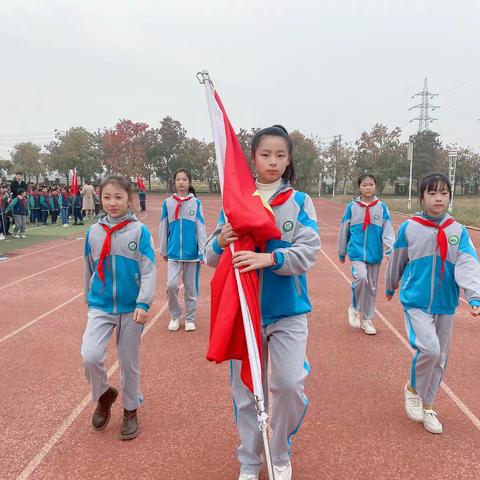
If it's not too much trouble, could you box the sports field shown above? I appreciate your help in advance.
[1,195,480,479]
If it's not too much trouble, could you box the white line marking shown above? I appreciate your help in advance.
[0,256,83,291]
[320,248,480,431]
[15,297,172,480]
[0,238,81,263]
[0,293,84,345]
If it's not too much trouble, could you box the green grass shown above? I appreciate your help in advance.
[326,194,480,228]
[0,218,95,256]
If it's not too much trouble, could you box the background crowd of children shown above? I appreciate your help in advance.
[0,172,104,240]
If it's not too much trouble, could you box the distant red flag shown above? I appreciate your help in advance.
[69,168,79,196]
[136,175,146,191]
[203,79,281,392]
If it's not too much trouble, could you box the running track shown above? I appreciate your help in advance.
[1,195,479,480]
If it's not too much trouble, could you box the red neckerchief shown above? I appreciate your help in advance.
[172,194,193,220]
[355,198,379,231]
[270,188,294,207]
[411,216,455,282]
[97,220,131,284]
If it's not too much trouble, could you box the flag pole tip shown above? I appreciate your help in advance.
[196,70,211,84]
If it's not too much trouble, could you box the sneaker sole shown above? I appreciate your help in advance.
[362,328,376,335]
[93,389,118,431]
[423,422,443,434]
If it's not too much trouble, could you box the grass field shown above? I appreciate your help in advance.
[326,194,480,228]
[0,218,94,256]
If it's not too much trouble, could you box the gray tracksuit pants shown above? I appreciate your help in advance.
[404,308,454,405]
[81,308,143,410]
[166,260,200,323]
[351,260,381,320]
[13,215,26,234]
[231,314,309,475]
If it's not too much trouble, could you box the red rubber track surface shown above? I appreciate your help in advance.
[1,196,479,480]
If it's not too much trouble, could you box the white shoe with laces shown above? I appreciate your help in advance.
[404,383,423,422]
[348,305,361,328]
[238,473,259,480]
[168,318,180,331]
[185,321,196,332]
[0,234,5,240]
[273,462,292,480]
[423,409,443,434]
[361,319,376,335]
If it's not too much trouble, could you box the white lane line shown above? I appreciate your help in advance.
[0,238,81,263]
[15,296,173,480]
[320,248,480,432]
[0,256,83,291]
[0,293,84,345]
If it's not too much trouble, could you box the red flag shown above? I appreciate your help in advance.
[136,175,146,191]
[69,168,79,196]
[204,79,281,392]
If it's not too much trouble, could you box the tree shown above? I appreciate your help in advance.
[237,128,260,163]
[156,116,187,191]
[409,130,446,187]
[0,159,13,178]
[102,120,149,178]
[290,131,321,192]
[10,142,44,183]
[354,124,406,193]
[451,147,480,195]
[142,128,162,191]
[45,127,103,184]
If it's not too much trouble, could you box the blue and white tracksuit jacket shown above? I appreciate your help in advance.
[386,212,480,314]
[84,212,156,314]
[158,195,207,261]
[337,197,395,264]
[204,183,320,472]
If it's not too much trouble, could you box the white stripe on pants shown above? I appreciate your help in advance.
[404,308,454,405]
[166,260,200,323]
[231,314,309,475]
[351,260,380,320]
[81,308,142,410]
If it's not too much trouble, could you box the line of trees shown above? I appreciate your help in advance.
[1,117,480,195]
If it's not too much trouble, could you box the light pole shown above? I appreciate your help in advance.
[407,141,414,211]
[448,150,458,213]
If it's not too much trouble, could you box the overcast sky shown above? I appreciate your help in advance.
[1,0,480,160]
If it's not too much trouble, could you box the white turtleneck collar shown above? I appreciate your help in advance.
[255,178,282,203]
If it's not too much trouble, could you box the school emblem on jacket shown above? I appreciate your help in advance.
[448,235,459,246]
[189,209,195,216]
[283,220,294,232]
[128,241,138,251]
[374,214,380,220]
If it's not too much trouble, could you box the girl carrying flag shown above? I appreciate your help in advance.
[386,173,480,434]
[337,174,395,335]
[205,125,320,480]
[159,169,207,332]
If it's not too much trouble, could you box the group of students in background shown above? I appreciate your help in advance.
[10,125,474,480]
[0,173,148,241]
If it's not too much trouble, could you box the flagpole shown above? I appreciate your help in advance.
[197,70,275,480]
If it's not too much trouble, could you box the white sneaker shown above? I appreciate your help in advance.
[13,234,20,238]
[404,383,423,422]
[361,319,376,335]
[20,234,26,239]
[423,409,443,434]
[348,305,361,328]
[273,462,292,480]
[185,322,196,332]
[238,474,259,480]
[63,223,69,228]
[168,318,180,331]
[0,234,5,240]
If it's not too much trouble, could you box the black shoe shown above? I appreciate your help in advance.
[120,409,138,440]
[92,386,118,431]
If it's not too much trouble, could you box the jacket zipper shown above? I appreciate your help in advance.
[427,229,437,313]
[112,234,117,314]
[294,276,302,295]
[363,224,368,262]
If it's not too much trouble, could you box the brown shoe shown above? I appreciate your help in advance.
[92,386,118,431]
[120,409,138,440]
